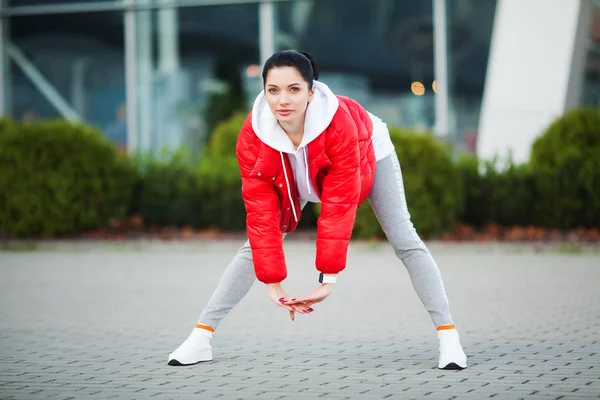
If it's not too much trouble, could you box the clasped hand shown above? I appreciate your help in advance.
[266,282,334,321]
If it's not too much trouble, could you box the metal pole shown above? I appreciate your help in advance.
[1,0,295,17]
[158,0,179,74]
[433,0,449,137]
[124,0,138,154]
[137,0,153,153]
[259,0,275,65]
[0,0,5,117]
[7,42,81,121]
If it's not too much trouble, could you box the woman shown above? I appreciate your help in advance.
[168,50,467,370]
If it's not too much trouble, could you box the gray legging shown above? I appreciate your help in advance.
[198,152,453,329]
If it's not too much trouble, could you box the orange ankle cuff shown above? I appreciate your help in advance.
[195,323,214,333]
[437,324,455,331]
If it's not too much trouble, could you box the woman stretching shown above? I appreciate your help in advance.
[168,50,467,370]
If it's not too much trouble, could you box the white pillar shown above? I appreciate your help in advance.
[259,1,275,65]
[156,0,184,152]
[137,0,153,153]
[124,0,138,154]
[158,1,179,74]
[71,58,88,117]
[433,0,449,138]
[0,0,6,118]
[477,0,590,164]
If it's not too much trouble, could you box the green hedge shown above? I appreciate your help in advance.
[457,156,538,228]
[457,107,600,230]
[206,111,247,158]
[0,119,136,238]
[134,153,245,230]
[353,128,463,239]
[530,107,600,228]
[1,106,597,240]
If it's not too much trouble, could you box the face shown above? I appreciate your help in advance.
[264,66,315,124]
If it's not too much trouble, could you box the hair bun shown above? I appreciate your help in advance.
[297,51,319,81]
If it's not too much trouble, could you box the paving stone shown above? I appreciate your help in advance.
[1,241,599,399]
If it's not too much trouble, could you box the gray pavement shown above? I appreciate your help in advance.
[1,240,599,400]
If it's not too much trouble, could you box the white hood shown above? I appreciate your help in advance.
[250,81,338,224]
[251,80,339,153]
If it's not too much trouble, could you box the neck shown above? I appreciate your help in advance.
[279,116,305,147]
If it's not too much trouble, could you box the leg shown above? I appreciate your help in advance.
[369,152,467,369]
[368,152,453,328]
[197,239,256,330]
[368,152,466,369]
[168,202,308,366]
[198,200,308,329]
[169,238,277,366]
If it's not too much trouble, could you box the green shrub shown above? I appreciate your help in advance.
[134,152,245,230]
[136,153,199,228]
[0,117,17,136]
[206,111,247,158]
[353,128,463,239]
[455,155,485,227]
[194,156,245,230]
[0,119,136,238]
[457,155,537,228]
[529,107,600,228]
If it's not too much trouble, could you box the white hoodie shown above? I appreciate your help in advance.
[251,81,395,205]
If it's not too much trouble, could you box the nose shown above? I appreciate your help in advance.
[278,92,290,105]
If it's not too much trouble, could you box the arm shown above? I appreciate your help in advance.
[315,114,361,276]
[236,127,287,284]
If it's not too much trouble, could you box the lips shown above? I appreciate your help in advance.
[277,110,292,116]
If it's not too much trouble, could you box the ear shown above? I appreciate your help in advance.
[308,86,315,102]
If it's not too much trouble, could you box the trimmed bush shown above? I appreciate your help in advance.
[135,153,199,228]
[457,156,537,228]
[0,119,136,238]
[529,107,600,228]
[194,156,245,230]
[206,111,247,158]
[134,153,245,231]
[353,128,463,239]
[0,117,17,136]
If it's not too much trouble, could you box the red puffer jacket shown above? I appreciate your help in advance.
[236,95,376,284]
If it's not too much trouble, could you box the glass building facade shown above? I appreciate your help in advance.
[0,0,594,158]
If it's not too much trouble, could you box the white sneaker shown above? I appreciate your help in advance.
[437,328,467,370]
[168,327,213,366]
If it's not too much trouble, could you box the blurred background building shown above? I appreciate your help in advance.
[0,0,598,161]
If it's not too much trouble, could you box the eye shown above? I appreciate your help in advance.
[291,87,300,92]
[268,88,277,94]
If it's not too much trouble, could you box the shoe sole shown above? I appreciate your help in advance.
[439,362,466,370]
[167,359,212,366]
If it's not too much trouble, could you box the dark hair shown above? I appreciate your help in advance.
[262,50,319,89]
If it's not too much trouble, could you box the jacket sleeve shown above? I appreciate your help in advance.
[315,111,361,275]
[236,124,287,284]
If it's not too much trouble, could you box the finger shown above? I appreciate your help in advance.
[276,300,295,312]
[292,296,317,304]
[299,305,314,313]
[294,303,315,314]
[290,304,310,314]
[281,297,304,305]
[277,298,296,311]
[281,304,296,312]
[289,310,295,321]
